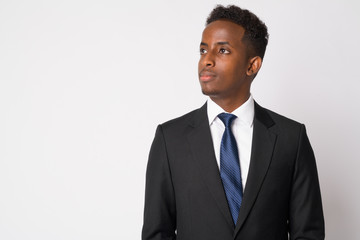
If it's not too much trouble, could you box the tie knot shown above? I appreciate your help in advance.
[218,113,237,128]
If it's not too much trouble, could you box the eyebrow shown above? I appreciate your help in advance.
[200,41,231,46]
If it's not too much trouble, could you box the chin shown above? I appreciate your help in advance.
[200,81,221,96]
[201,88,220,97]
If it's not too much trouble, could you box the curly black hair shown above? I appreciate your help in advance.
[206,5,269,59]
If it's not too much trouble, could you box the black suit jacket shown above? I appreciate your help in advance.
[142,102,324,240]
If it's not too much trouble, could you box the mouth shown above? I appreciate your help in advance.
[199,71,216,82]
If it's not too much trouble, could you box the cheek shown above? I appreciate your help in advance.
[216,61,235,78]
[233,60,248,76]
[198,55,207,67]
[198,60,202,71]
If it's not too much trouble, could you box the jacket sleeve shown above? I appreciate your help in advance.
[142,125,177,240]
[289,124,325,240]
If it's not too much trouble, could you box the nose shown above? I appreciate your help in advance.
[202,52,215,68]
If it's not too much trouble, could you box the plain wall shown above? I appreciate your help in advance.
[1,0,359,239]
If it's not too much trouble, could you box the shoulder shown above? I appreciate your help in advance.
[255,102,304,129]
[150,104,207,147]
[161,109,198,128]
[254,102,307,144]
[255,103,311,157]
[159,103,207,132]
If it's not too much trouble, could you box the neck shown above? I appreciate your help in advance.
[210,93,250,113]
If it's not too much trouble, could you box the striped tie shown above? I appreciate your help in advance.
[218,113,243,225]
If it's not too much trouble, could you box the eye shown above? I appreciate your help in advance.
[219,48,230,54]
[200,48,207,55]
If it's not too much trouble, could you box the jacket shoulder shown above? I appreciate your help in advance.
[256,103,304,130]
[159,103,206,131]
[161,109,197,128]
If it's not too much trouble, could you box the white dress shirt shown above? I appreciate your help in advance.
[207,95,255,190]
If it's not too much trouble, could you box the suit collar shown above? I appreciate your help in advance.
[187,102,208,128]
[188,99,268,127]
[253,101,275,129]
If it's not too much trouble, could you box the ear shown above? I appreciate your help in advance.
[246,56,262,77]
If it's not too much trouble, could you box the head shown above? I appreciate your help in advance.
[206,5,269,60]
[198,5,269,107]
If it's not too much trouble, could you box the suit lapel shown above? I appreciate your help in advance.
[187,103,235,229]
[234,102,277,237]
[186,102,278,234]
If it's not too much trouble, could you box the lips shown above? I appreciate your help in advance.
[199,70,216,82]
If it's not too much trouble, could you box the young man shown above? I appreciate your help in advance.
[142,5,324,240]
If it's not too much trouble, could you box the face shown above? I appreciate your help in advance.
[198,20,259,102]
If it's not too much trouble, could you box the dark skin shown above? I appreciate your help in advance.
[198,20,262,113]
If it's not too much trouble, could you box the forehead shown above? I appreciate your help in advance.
[201,20,245,44]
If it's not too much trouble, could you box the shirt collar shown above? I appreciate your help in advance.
[207,95,255,127]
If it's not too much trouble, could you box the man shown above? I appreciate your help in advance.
[142,5,324,240]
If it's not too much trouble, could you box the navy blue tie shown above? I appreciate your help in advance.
[218,113,243,225]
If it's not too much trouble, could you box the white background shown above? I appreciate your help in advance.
[1,0,359,239]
